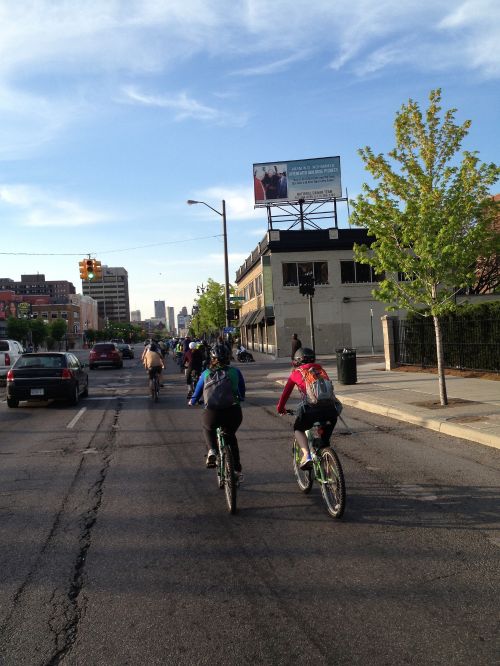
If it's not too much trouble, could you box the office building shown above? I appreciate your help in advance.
[82,266,130,324]
[154,300,166,321]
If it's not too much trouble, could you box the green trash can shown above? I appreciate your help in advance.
[336,348,357,385]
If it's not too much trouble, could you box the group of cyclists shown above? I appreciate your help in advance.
[141,336,338,486]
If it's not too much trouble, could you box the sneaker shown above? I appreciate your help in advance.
[300,455,312,470]
[206,449,217,468]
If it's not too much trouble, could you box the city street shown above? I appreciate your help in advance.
[1,353,499,665]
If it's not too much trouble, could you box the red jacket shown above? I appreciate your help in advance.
[277,363,327,413]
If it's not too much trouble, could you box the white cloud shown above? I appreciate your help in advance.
[0,184,109,227]
[189,185,263,221]
[121,86,248,126]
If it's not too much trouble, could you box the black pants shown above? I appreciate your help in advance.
[202,404,243,472]
[293,403,337,436]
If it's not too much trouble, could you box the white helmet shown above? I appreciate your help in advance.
[189,341,196,350]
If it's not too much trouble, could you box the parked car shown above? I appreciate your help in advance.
[89,342,123,369]
[0,339,25,380]
[6,352,88,408]
[117,343,134,359]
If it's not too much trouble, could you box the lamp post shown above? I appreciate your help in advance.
[187,199,230,330]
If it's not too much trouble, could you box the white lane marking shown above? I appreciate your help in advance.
[67,407,87,429]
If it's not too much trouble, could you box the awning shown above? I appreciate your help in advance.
[251,308,265,325]
[238,312,252,327]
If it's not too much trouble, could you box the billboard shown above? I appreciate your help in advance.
[253,156,342,204]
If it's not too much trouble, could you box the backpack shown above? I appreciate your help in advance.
[298,365,335,406]
[203,368,235,409]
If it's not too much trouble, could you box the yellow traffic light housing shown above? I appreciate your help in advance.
[86,259,95,280]
[93,260,102,281]
[79,260,87,280]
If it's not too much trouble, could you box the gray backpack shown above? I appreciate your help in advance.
[203,369,235,409]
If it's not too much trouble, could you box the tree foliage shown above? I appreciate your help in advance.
[351,88,499,316]
[350,89,499,404]
[190,279,226,337]
[6,316,29,342]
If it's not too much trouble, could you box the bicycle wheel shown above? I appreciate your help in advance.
[292,439,313,493]
[222,445,237,514]
[154,376,160,402]
[318,447,346,519]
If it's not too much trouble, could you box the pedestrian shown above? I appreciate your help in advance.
[291,333,302,360]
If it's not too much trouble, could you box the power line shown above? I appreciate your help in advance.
[0,233,222,256]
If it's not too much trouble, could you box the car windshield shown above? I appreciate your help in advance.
[16,355,64,369]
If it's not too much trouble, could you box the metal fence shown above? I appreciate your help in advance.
[394,318,500,373]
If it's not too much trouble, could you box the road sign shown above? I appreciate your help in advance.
[229,296,245,301]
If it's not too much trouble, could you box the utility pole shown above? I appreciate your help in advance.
[299,272,316,349]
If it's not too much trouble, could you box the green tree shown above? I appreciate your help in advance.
[29,319,48,349]
[351,89,500,405]
[6,317,30,344]
[191,279,226,337]
[49,319,68,351]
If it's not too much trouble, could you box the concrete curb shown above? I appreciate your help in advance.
[337,395,500,451]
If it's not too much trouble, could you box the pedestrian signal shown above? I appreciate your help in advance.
[86,259,95,280]
[79,260,87,280]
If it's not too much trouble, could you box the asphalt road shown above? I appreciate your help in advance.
[0,353,499,665]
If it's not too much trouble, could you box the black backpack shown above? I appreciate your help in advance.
[203,369,235,409]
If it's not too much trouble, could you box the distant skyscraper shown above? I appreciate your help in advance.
[167,306,175,333]
[154,300,166,320]
[131,310,141,322]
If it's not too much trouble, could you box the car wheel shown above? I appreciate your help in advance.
[69,383,79,406]
[7,397,19,408]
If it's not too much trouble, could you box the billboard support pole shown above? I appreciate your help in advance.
[299,198,305,230]
[308,294,315,350]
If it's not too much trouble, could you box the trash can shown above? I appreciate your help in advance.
[336,348,357,385]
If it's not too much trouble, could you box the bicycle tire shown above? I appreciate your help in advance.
[222,445,237,514]
[292,439,313,493]
[318,447,346,519]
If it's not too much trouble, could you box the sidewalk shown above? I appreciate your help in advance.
[250,350,500,451]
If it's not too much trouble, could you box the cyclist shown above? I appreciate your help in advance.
[142,339,165,390]
[277,347,338,470]
[188,343,245,479]
[185,341,204,400]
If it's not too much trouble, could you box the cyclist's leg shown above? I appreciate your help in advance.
[293,408,311,464]
[201,407,219,465]
[219,404,243,472]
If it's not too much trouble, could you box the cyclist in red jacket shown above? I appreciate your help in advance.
[277,347,338,469]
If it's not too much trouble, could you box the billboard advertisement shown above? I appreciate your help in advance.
[253,156,342,204]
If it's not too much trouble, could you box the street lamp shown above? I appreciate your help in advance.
[187,199,230,329]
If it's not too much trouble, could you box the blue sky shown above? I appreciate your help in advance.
[0,0,499,320]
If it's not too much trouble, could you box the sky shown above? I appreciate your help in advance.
[0,0,499,321]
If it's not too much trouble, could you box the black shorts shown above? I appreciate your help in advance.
[148,366,162,379]
[293,403,337,433]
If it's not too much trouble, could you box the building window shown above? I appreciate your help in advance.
[283,261,329,287]
[255,275,262,295]
[51,312,58,319]
[61,312,68,319]
[42,312,48,319]
[340,261,384,284]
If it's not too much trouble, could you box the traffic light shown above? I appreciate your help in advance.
[79,260,87,280]
[299,272,315,297]
[93,260,102,281]
[86,259,94,280]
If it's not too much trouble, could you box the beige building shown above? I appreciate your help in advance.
[82,266,130,324]
[235,228,404,357]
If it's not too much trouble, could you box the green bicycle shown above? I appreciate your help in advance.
[215,427,238,514]
[287,410,346,519]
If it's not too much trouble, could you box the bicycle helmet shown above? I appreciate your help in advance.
[293,347,315,366]
[189,341,196,350]
[210,343,230,364]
